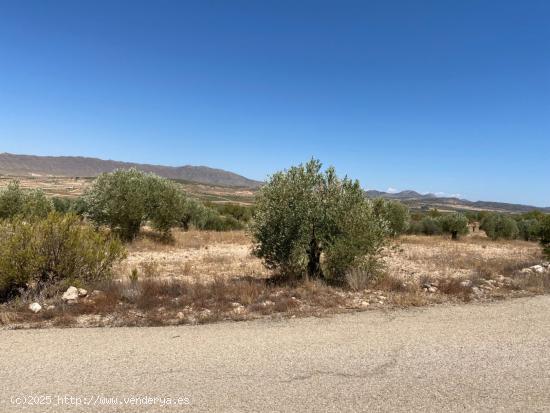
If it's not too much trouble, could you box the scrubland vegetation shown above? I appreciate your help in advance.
[0,160,549,328]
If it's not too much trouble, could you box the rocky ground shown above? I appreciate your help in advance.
[1,231,548,329]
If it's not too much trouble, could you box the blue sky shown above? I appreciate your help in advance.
[1,1,549,206]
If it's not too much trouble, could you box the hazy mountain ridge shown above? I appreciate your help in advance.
[366,190,550,213]
[0,153,262,188]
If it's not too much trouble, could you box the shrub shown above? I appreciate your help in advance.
[438,213,468,240]
[84,169,187,240]
[251,159,388,281]
[481,213,519,240]
[372,199,410,236]
[0,181,52,220]
[0,213,126,300]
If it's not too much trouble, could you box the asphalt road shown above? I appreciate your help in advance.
[2,296,550,412]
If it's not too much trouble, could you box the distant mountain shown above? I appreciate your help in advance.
[366,189,550,214]
[0,153,262,188]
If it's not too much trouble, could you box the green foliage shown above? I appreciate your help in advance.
[52,196,73,213]
[481,213,519,240]
[0,181,52,220]
[208,202,254,223]
[176,199,245,231]
[0,213,126,300]
[517,219,541,241]
[372,199,410,236]
[51,196,88,216]
[84,169,187,240]
[438,213,469,240]
[251,159,388,281]
[421,216,443,235]
[540,215,550,259]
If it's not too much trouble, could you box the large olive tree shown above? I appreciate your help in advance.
[84,169,186,240]
[480,213,519,240]
[251,159,388,280]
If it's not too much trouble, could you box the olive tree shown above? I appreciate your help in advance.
[517,219,541,241]
[438,212,469,240]
[251,159,388,280]
[0,181,52,220]
[84,169,186,240]
[372,199,410,236]
[481,213,519,240]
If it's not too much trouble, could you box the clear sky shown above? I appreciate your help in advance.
[1,1,549,206]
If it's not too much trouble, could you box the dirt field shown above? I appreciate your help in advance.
[120,229,543,283]
[120,230,269,281]
[2,227,548,329]
[0,175,255,204]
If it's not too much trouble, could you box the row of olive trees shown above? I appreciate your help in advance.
[0,171,247,242]
[408,213,470,239]
[83,169,246,239]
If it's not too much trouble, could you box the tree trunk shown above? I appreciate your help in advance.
[307,231,323,279]
[451,231,458,240]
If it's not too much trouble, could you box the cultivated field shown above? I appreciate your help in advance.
[1,226,548,329]
[0,175,255,204]
[121,229,542,284]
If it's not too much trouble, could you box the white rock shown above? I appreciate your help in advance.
[531,265,545,274]
[459,280,472,288]
[427,286,438,293]
[472,286,483,296]
[360,300,370,308]
[62,286,79,302]
[77,288,88,297]
[232,306,245,315]
[29,302,42,313]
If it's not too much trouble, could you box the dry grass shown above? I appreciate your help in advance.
[118,229,268,282]
[385,234,542,281]
[2,231,548,329]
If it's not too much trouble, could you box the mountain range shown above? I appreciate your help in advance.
[0,153,262,188]
[365,190,550,214]
[0,153,547,213]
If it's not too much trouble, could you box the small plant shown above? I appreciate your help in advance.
[129,268,139,283]
[345,259,385,291]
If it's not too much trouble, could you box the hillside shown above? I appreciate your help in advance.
[0,153,262,188]
[366,190,550,214]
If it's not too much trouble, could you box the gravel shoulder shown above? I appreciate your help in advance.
[2,296,550,412]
